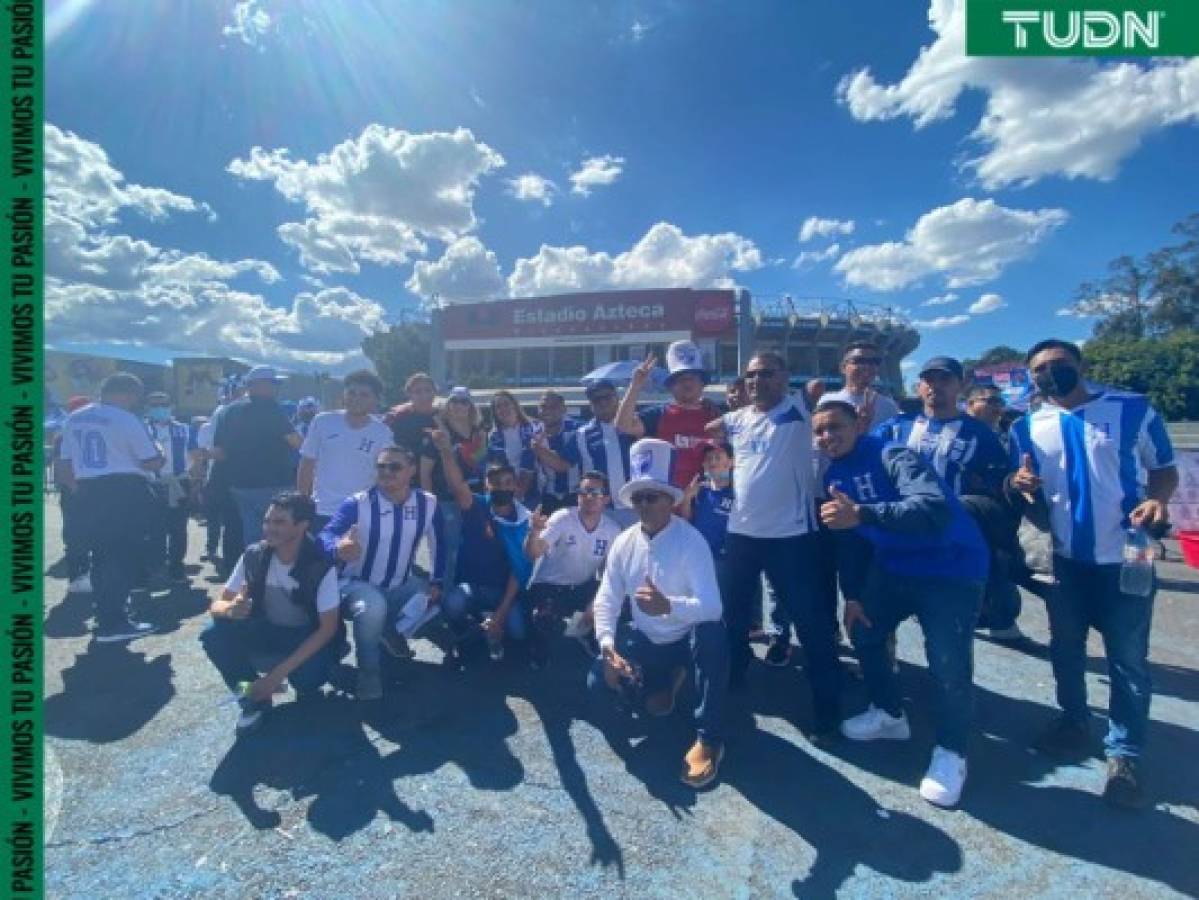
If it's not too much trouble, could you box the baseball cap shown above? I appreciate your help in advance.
[919,356,964,380]
[245,365,285,384]
[584,379,618,399]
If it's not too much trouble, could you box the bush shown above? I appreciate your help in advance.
[1084,331,1199,421]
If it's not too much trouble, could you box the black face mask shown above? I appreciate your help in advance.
[1034,363,1080,398]
[488,489,515,507]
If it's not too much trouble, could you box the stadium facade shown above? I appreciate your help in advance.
[430,288,919,393]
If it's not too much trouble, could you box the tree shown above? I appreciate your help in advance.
[361,323,432,404]
[962,345,1025,373]
[1084,331,1199,421]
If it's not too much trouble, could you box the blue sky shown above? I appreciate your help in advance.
[46,0,1199,379]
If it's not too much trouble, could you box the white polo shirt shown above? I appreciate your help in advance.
[722,394,819,538]
[60,403,160,480]
[593,516,722,649]
[532,508,621,587]
[300,411,394,516]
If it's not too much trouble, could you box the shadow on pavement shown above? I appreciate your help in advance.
[44,583,212,641]
[44,643,175,743]
[211,694,435,838]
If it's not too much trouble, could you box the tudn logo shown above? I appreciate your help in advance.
[1002,9,1161,49]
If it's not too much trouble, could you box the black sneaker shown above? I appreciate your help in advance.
[236,696,270,734]
[1033,716,1095,760]
[1103,757,1147,809]
[95,619,155,643]
[764,637,792,667]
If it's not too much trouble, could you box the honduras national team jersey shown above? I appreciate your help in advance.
[1009,391,1174,565]
[61,403,161,479]
[875,413,1009,497]
[321,487,445,589]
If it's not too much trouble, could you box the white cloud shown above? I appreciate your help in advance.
[406,237,505,304]
[569,154,625,196]
[799,216,855,243]
[507,221,761,297]
[968,292,1006,315]
[921,291,959,307]
[46,123,380,371]
[911,314,970,329]
[223,1,273,48]
[834,197,1066,291]
[507,173,557,206]
[228,124,505,271]
[836,0,1199,189]
[792,243,841,270]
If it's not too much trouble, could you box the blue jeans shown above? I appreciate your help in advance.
[200,616,337,693]
[723,531,842,728]
[340,577,433,673]
[443,583,530,642]
[587,621,729,745]
[1049,555,1154,759]
[851,567,983,755]
[438,500,463,587]
[230,486,289,547]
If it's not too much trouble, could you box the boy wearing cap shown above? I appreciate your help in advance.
[588,438,728,788]
[614,342,722,489]
[214,365,303,553]
[814,400,988,808]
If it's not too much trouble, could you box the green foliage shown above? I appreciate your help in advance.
[1084,331,1199,421]
[361,324,432,404]
[963,345,1025,373]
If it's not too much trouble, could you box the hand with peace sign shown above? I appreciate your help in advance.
[820,486,862,530]
[337,523,364,562]
[630,352,659,389]
[529,505,549,534]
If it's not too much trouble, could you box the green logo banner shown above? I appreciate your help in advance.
[967,0,1199,56]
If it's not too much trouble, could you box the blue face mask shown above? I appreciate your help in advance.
[149,406,171,422]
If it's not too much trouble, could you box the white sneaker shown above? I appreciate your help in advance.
[920,746,967,808]
[841,705,911,742]
[68,574,92,593]
[95,620,155,643]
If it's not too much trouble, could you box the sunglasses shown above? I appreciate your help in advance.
[846,356,882,366]
[578,487,608,498]
[744,369,777,380]
[629,491,670,505]
[375,461,411,473]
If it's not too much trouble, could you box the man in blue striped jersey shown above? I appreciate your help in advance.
[319,444,445,700]
[1010,339,1177,808]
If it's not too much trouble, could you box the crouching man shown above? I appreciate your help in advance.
[587,438,729,789]
[201,492,342,734]
[814,401,988,808]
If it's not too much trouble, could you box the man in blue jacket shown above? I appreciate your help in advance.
[814,400,988,808]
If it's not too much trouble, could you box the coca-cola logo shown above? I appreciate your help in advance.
[693,295,733,333]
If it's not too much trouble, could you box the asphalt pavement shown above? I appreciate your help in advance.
[42,496,1199,899]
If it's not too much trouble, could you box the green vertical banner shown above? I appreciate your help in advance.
[0,0,42,896]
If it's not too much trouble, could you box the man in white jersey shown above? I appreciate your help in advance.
[59,373,164,642]
[705,352,842,737]
[298,370,394,533]
[1010,338,1176,809]
[318,445,444,701]
[524,471,620,650]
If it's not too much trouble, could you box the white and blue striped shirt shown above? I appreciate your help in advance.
[320,486,445,588]
[1010,391,1175,565]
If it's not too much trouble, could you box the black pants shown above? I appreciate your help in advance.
[59,489,90,579]
[960,494,1023,630]
[77,475,155,628]
[202,478,223,557]
[150,480,190,571]
[526,580,599,617]
[723,531,842,727]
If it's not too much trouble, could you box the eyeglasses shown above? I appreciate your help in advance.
[578,488,608,498]
[744,369,777,380]
[629,491,669,505]
[375,462,410,473]
[846,356,882,366]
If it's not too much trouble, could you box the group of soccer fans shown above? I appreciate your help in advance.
[54,335,1178,809]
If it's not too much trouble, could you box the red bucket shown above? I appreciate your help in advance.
[1181,531,1199,569]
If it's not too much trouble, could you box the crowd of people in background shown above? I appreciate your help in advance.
[52,334,1178,808]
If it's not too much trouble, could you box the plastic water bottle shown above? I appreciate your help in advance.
[1119,527,1155,597]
